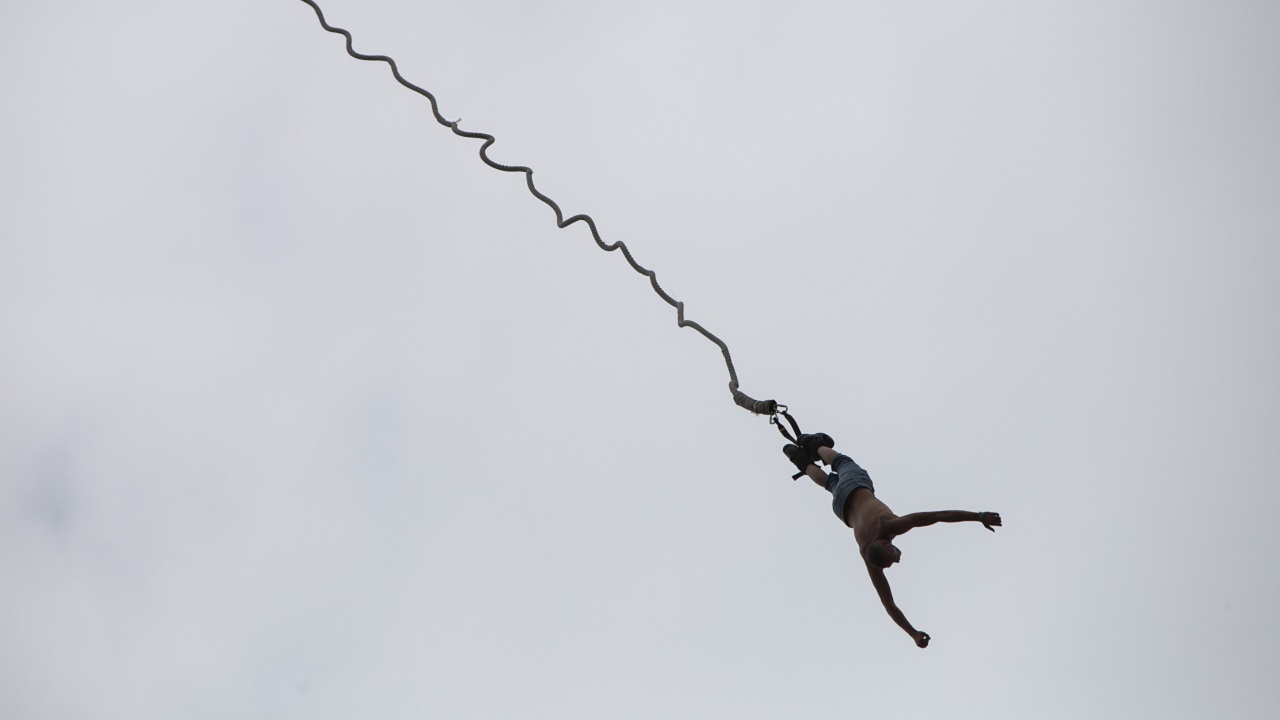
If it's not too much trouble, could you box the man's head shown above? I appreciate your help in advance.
[864,540,902,568]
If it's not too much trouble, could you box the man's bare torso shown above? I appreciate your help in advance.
[845,487,898,553]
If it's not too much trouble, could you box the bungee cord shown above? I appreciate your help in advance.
[295,0,787,421]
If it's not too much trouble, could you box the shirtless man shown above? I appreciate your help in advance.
[784,434,1001,648]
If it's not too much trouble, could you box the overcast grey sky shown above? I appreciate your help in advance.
[3,1,1279,718]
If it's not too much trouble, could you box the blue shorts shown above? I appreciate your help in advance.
[826,453,874,524]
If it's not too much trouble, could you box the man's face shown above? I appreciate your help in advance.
[883,543,902,567]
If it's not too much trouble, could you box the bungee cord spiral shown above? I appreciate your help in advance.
[295,0,785,420]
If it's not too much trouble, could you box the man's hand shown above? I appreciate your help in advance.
[912,630,931,648]
[979,511,1002,532]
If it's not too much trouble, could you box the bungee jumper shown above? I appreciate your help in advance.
[782,431,1002,648]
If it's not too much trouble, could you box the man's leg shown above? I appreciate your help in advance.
[799,444,838,487]
[803,462,828,487]
[816,446,838,465]
[786,435,838,486]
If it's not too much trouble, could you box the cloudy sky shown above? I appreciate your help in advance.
[3,1,1278,718]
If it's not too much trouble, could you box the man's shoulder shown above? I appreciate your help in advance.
[855,501,901,539]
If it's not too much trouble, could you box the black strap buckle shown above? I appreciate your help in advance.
[770,405,802,444]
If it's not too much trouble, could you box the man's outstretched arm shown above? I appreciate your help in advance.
[884,510,1002,536]
[867,566,930,648]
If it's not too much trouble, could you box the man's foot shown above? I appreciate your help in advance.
[783,443,817,474]
[797,432,834,459]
